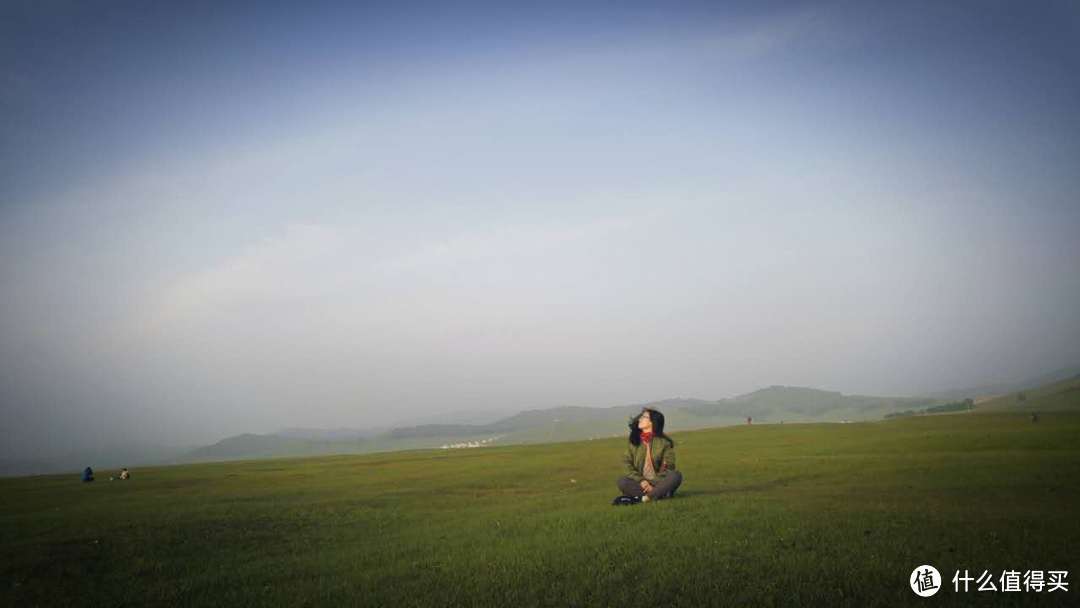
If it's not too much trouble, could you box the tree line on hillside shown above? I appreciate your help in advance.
[884,398,974,418]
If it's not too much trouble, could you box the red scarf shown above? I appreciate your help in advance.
[640,430,654,444]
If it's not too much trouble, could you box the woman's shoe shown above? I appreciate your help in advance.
[612,495,642,506]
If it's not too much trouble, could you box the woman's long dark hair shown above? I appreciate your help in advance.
[628,408,675,447]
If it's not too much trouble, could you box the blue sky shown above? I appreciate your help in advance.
[2,0,1079,456]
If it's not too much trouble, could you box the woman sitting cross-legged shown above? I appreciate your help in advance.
[616,408,683,502]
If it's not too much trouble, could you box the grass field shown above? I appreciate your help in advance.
[3,409,1078,607]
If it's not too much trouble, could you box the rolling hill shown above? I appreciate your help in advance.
[974,374,1080,413]
[925,365,1080,401]
[14,372,1074,476]
[183,386,939,464]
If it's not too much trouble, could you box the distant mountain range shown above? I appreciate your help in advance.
[181,385,937,464]
[7,366,1078,476]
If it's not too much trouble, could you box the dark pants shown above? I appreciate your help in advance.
[617,470,683,499]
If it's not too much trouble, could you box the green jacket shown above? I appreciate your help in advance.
[622,436,677,483]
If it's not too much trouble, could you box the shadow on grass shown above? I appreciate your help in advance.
[669,474,825,499]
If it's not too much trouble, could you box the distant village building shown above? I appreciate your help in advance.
[440,435,503,449]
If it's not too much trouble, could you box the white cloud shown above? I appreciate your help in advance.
[143,223,346,328]
[695,6,834,61]
[379,211,652,275]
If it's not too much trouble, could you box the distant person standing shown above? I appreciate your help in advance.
[615,408,682,503]
[119,468,130,480]
[81,467,94,482]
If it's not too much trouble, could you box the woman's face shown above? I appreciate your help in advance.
[637,411,653,432]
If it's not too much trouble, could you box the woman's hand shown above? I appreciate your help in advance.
[640,480,654,493]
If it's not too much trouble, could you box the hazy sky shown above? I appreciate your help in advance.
[2,0,1079,457]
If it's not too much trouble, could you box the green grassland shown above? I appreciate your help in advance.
[3,404,1078,606]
